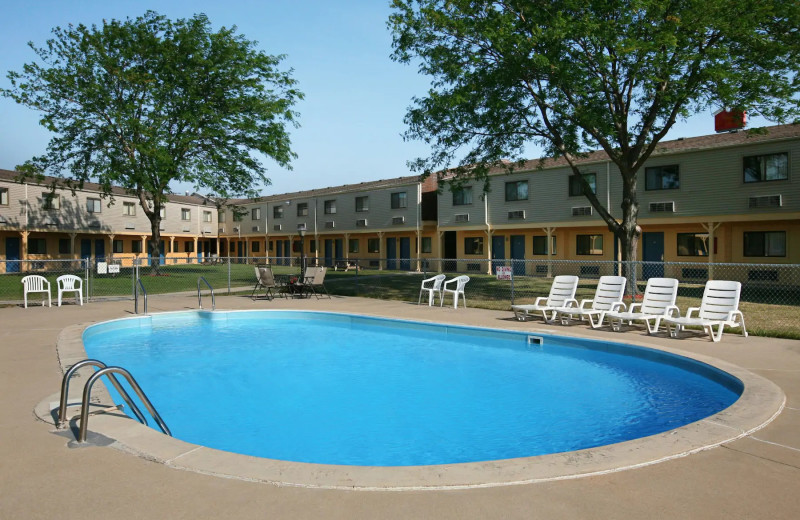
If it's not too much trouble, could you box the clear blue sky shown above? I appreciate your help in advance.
[0,0,772,197]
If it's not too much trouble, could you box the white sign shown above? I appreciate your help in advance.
[108,264,120,274]
[96,261,107,274]
[496,266,512,280]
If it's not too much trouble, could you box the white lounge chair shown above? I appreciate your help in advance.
[663,280,748,342]
[511,275,579,322]
[22,275,51,308]
[251,266,277,300]
[606,277,679,333]
[56,274,83,307]
[440,275,469,308]
[554,275,627,328]
[418,274,446,306]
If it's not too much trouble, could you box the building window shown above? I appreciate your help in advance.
[132,241,142,254]
[123,202,136,216]
[43,192,60,210]
[355,196,369,212]
[743,152,788,183]
[309,240,316,253]
[645,165,680,190]
[297,203,308,216]
[349,239,360,253]
[252,208,261,220]
[421,236,432,253]
[532,236,556,255]
[203,211,212,223]
[185,241,194,253]
[576,234,603,255]
[744,231,786,257]
[252,241,260,253]
[452,186,473,206]
[0,187,8,205]
[233,210,244,222]
[677,233,709,256]
[218,211,226,223]
[324,199,337,214]
[181,208,191,220]
[113,240,124,253]
[87,198,101,213]
[58,238,71,254]
[390,191,407,209]
[569,174,597,196]
[367,238,380,253]
[28,238,47,254]
[505,181,528,201]
[271,205,283,219]
[464,237,484,255]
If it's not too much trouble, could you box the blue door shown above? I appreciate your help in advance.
[335,239,343,265]
[80,239,92,261]
[510,235,526,275]
[324,239,333,267]
[491,235,505,274]
[399,237,411,270]
[642,232,665,279]
[5,237,20,273]
[94,239,105,263]
[275,240,283,263]
[386,237,397,270]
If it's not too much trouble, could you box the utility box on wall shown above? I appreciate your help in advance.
[714,109,747,133]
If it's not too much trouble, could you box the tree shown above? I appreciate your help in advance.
[390,0,800,263]
[3,11,302,269]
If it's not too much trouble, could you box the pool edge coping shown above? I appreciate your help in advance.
[41,309,786,491]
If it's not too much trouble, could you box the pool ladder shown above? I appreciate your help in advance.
[57,359,171,443]
[198,276,215,310]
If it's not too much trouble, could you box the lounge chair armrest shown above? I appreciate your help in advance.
[727,310,745,323]
[579,299,593,309]
[533,296,548,306]
[628,303,641,313]
[610,301,625,312]
[664,305,680,318]
[561,298,579,309]
[685,307,699,319]
[443,279,457,289]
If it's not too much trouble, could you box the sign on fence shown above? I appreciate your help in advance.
[496,266,512,280]
[96,261,107,274]
[108,264,120,274]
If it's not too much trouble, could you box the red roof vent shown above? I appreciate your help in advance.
[714,109,747,133]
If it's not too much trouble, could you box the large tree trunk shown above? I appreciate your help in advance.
[618,173,642,295]
[148,215,162,275]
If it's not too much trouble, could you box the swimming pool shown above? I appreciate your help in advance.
[82,310,741,467]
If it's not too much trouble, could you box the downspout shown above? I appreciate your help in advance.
[416,183,422,271]
[485,193,492,275]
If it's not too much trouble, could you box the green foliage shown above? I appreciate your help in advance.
[390,0,800,259]
[3,10,303,213]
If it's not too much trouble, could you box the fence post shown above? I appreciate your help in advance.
[355,261,360,295]
[85,258,90,302]
[510,267,515,306]
[227,256,231,295]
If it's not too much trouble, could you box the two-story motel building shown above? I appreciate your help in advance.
[1,124,798,277]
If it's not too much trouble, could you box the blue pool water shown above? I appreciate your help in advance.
[83,311,741,466]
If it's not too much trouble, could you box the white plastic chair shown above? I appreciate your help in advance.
[511,275,579,322]
[418,274,446,306]
[22,275,51,308]
[663,280,748,342]
[56,275,83,307]
[553,275,627,328]
[606,277,679,333]
[440,275,470,308]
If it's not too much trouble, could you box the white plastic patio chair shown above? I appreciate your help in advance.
[440,275,469,308]
[553,275,627,328]
[606,277,679,333]
[511,275,579,322]
[21,275,51,308]
[663,280,748,342]
[56,274,83,307]
[418,274,446,306]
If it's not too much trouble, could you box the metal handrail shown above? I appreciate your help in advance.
[78,366,171,442]
[197,276,215,310]
[134,277,147,314]
[58,359,146,428]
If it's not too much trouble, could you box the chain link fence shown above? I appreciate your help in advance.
[1,256,797,338]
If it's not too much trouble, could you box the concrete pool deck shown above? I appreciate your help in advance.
[2,293,799,518]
